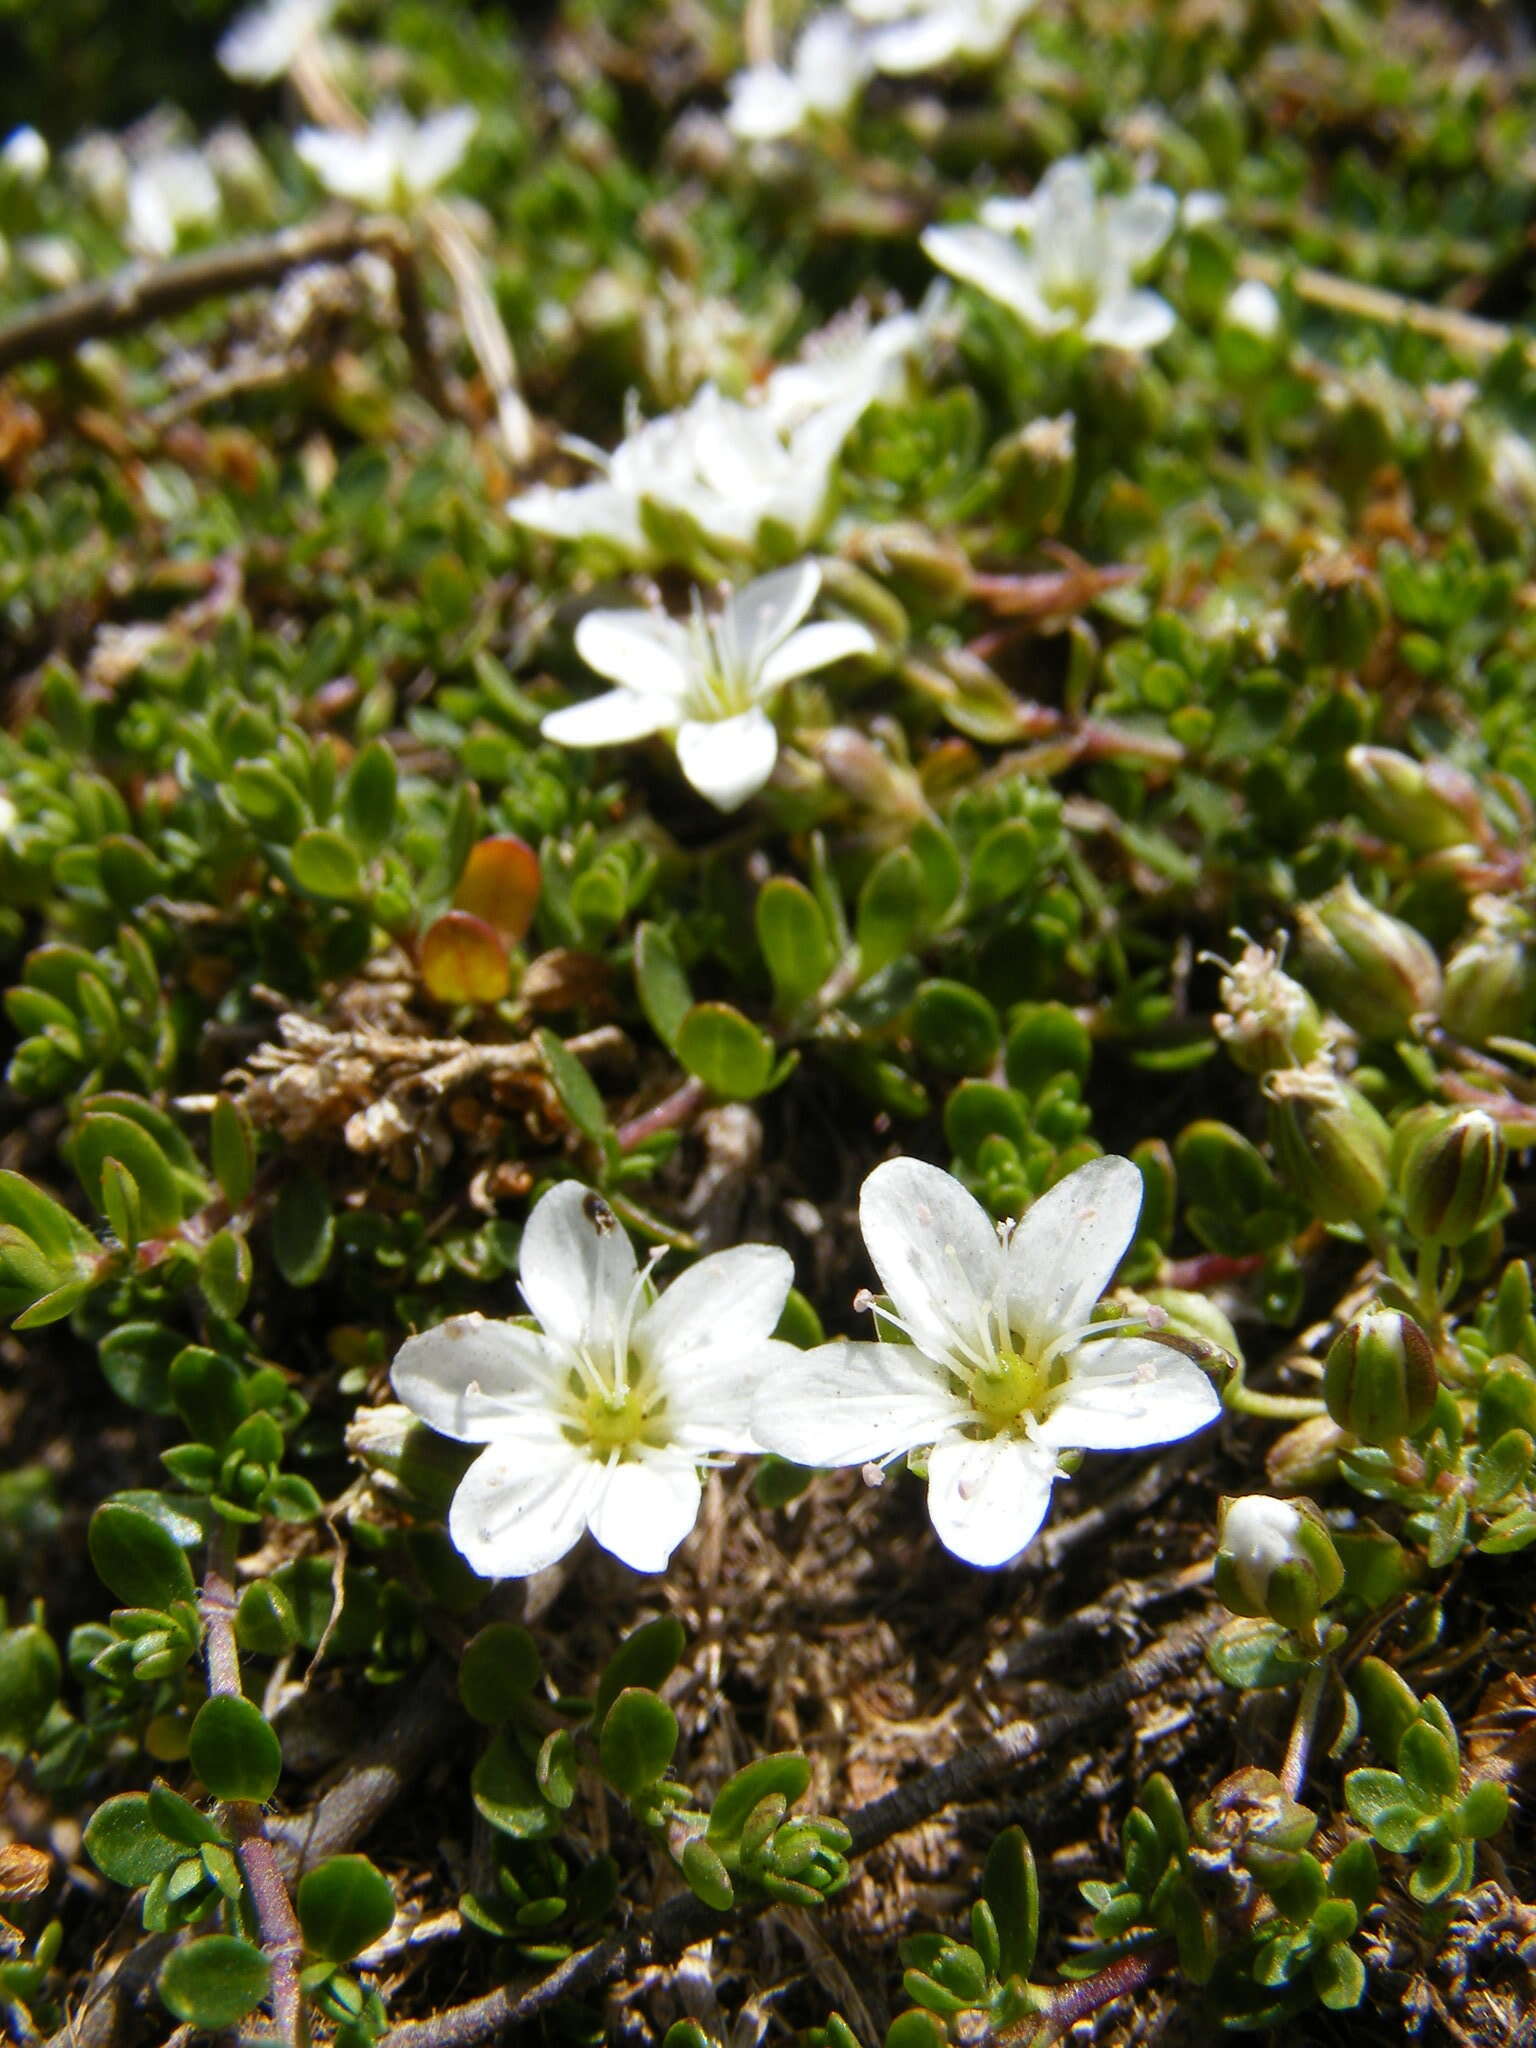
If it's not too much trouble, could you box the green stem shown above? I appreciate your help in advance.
[1224,1362,1326,1422]
[1280,1654,1331,1801]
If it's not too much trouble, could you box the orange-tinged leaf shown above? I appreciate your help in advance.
[420,913,512,1006]
[453,835,541,946]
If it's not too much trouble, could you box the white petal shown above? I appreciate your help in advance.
[860,1157,1003,1367]
[542,688,675,747]
[926,1433,1059,1567]
[518,1181,637,1350]
[759,620,877,691]
[508,481,648,555]
[1002,1154,1143,1352]
[1083,289,1175,352]
[750,1340,966,1465]
[587,1456,703,1572]
[637,1245,794,1371]
[411,107,476,194]
[1036,1337,1221,1451]
[869,13,965,72]
[979,195,1037,234]
[920,225,1061,332]
[726,66,807,141]
[294,127,389,208]
[670,1338,805,1455]
[390,1314,565,1441]
[1106,185,1178,270]
[449,1434,600,1577]
[722,563,822,666]
[574,609,694,696]
[675,709,780,811]
[798,12,874,112]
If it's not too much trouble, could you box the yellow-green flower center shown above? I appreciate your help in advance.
[567,1372,670,1458]
[967,1345,1051,1432]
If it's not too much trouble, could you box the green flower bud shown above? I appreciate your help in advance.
[1441,901,1535,1046]
[858,523,973,607]
[1285,551,1386,669]
[1295,880,1442,1042]
[1265,1066,1392,1223]
[1415,379,1492,518]
[1324,1307,1438,1446]
[1396,1106,1507,1248]
[1216,279,1285,381]
[993,412,1076,535]
[1345,746,1483,855]
[1320,375,1398,507]
[344,1402,475,1516]
[1214,1495,1343,1635]
[1213,940,1329,1075]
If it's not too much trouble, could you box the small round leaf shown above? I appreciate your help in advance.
[420,911,512,1005]
[188,1694,282,1804]
[89,1502,196,1611]
[297,1854,396,1963]
[158,1935,271,2029]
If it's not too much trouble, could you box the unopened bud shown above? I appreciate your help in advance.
[862,523,973,606]
[1213,940,1328,1075]
[1345,745,1482,854]
[994,412,1076,534]
[1295,879,1442,1041]
[1441,901,1535,1046]
[1217,280,1284,379]
[1320,377,1397,505]
[1215,1494,1343,1635]
[1285,551,1386,669]
[1396,1106,1507,1248]
[1324,1307,1438,1445]
[1265,1066,1392,1223]
[1415,379,1491,517]
[345,1401,473,1515]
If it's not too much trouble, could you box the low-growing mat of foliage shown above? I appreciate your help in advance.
[0,0,1535,2043]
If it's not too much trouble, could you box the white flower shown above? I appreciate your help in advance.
[218,0,336,83]
[1218,1494,1304,1610]
[725,12,874,141]
[390,1182,797,1576]
[751,1155,1221,1567]
[294,104,476,211]
[922,156,1177,351]
[850,0,1033,74]
[509,307,919,566]
[1224,278,1281,341]
[2,128,48,184]
[542,562,875,811]
[126,145,221,257]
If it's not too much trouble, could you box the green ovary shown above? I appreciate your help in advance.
[969,1347,1051,1433]
[573,1378,669,1457]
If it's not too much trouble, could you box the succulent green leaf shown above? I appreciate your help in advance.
[84,1793,184,1887]
[598,1687,678,1798]
[593,1614,685,1728]
[675,1002,775,1101]
[459,1621,542,1723]
[158,1935,272,2028]
[89,1502,196,1611]
[188,1694,283,1804]
[297,1854,397,1962]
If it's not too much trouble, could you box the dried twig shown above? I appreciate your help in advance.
[376,1613,1218,2048]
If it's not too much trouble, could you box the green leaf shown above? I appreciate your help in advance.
[1471,1427,1533,1509]
[856,847,925,975]
[291,827,366,901]
[209,1096,256,1210]
[89,1502,196,1611]
[708,1754,811,1846]
[1206,1618,1311,1691]
[635,922,693,1048]
[593,1615,685,1729]
[148,1786,225,1848]
[536,1028,611,1144]
[1455,1778,1509,1842]
[599,1687,678,1798]
[0,1623,61,1754]
[189,1694,282,1804]
[100,1321,180,1415]
[913,980,1002,1075]
[681,1836,734,1910]
[343,741,398,857]
[537,1728,580,1809]
[1408,1828,1466,1904]
[1398,1719,1459,1808]
[472,1729,559,1839]
[459,1622,542,1724]
[84,1792,183,1886]
[675,1002,775,1101]
[1004,1002,1091,1095]
[236,1581,299,1657]
[0,1170,99,1268]
[230,760,306,842]
[201,1228,253,1321]
[74,1113,189,1238]
[272,1169,334,1287]
[969,819,1040,907]
[1326,1839,1378,1915]
[420,912,512,1005]
[981,1825,1039,1983]
[298,1854,396,1962]
[756,878,835,1014]
[158,1935,271,2028]
[99,1156,141,1252]
[884,2008,948,2048]
[1352,1655,1420,1766]
[169,1346,248,1447]
[1312,1942,1366,2011]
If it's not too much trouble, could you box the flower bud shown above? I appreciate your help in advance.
[1441,900,1535,1046]
[1294,880,1442,1042]
[1324,1307,1438,1446]
[994,413,1076,535]
[1265,1066,1392,1223]
[1345,745,1483,855]
[1396,1106,1507,1247]
[1415,379,1491,518]
[1214,1495,1343,1635]
[1213,941,1328,1076]
[1285,551,1386,669]
[345,1402,474,1515]
[1217,280,1284,380]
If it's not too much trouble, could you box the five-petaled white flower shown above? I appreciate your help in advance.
[125,144,221,258]
[508,307,919,566]
[391,1182,797,1576]
[542,561,875,812]
[751,1155,1221,1567]
[922,156,1177,351]
[218,0,336,83]
[725,12,874,141]
[295,104,477,211]
[850,0,1033,74]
